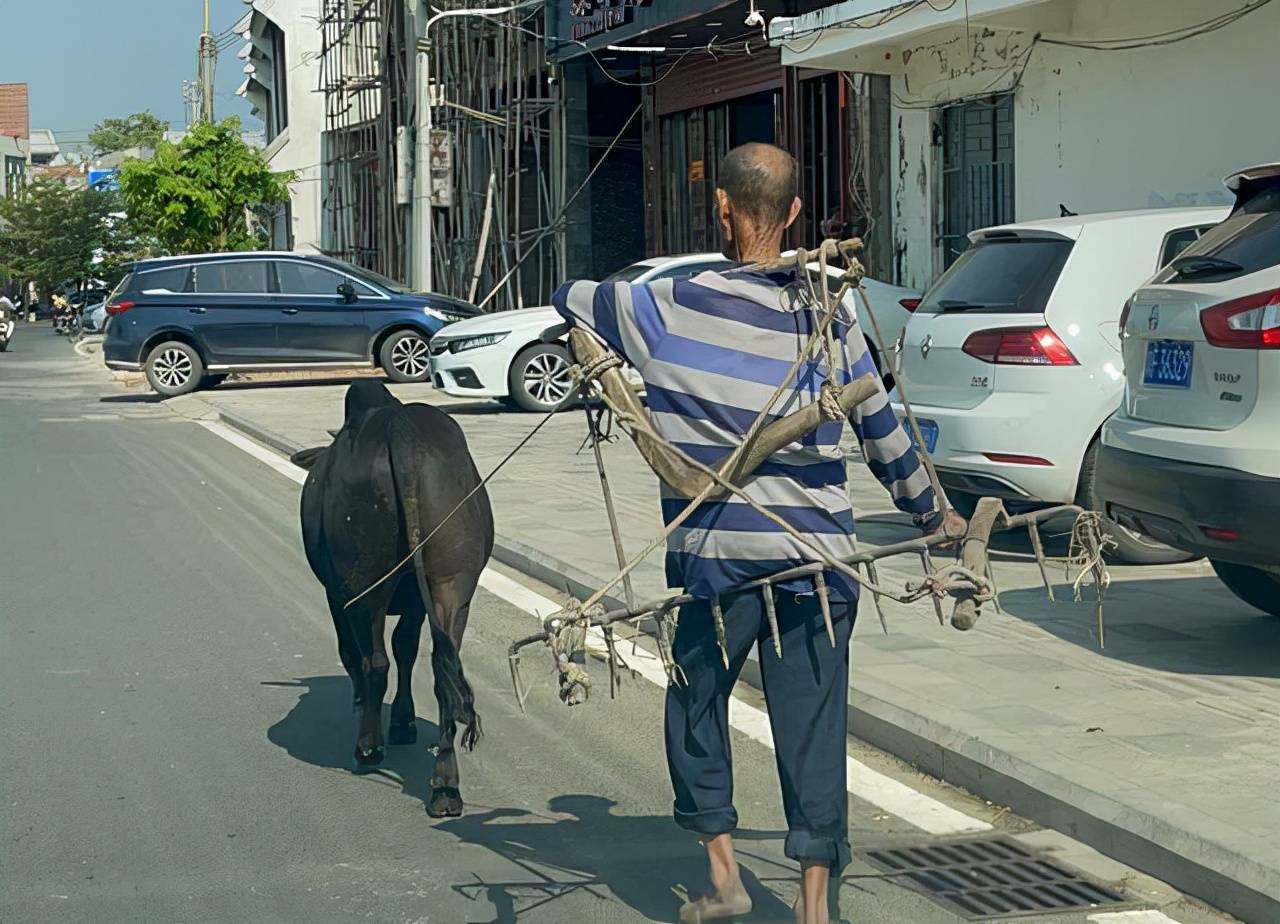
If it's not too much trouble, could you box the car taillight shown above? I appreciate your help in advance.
[961,326,1079,365]
[900,297,921,312]
[1200,288,1280,349]
[106,299,135,316]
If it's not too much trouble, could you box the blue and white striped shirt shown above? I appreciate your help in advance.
[552,266,938,602]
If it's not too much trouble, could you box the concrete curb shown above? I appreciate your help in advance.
[205,408,1275,923]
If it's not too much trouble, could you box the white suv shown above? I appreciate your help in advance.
[893,207,1226,563]
[1099,164,1280,615]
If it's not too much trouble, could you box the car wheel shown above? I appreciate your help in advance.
[508,343,576,412]
[1077,441,1198,566]
[144,341,203,397]
[1210,561,1280,617]
[199,374,228,390]
[381,329,432,383]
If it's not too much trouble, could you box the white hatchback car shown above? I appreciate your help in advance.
[892,207,1227,563]
[431,252,920,412]
[1099,164,1280,614]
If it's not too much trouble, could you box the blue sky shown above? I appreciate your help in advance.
[0,0,254,146]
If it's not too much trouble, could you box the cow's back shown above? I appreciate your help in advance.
[299,400,493,597]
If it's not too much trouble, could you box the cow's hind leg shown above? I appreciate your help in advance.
[388,591,425,746]
[426,573,481,819]
[350,606,391,769]
[327,592,365,709]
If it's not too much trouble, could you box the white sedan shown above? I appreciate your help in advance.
[892,206,1227,563]
[430,253,920,412]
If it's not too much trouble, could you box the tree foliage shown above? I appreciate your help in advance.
[118,118,294,254]
[89,111,170,155]
[0,180,136,298]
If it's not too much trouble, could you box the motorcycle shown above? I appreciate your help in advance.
[0,302,13,352]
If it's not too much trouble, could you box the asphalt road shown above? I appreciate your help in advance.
[0,328,1228,924]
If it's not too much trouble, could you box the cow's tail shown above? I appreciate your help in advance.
[387,419,482,752]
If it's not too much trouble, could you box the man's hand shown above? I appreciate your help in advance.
[921,508,968,549]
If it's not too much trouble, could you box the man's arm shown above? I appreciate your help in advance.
[842,327,945,531]
[550,280,665,370]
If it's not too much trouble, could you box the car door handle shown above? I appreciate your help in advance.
[281,308,299,315]
[188,307,206,314]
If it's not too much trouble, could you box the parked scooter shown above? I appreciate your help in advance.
[51,295,75,336]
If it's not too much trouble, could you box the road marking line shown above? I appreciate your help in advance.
[198,420,307,485]
[204,416,991,835]
[1088,911,1184,924]
[479,570,990,836]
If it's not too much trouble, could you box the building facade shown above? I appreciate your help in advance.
[546,0,894,282]
[771,0,1280,290]
[236,0,325,253]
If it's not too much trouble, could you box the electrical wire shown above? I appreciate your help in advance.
[475,103,642,309]
[1039,0,1271,50]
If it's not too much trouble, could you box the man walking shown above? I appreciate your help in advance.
[552,142,960,924]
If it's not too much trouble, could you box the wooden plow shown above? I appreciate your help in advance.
[504,238,1114,709]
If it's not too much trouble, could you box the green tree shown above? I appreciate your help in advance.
[118,117,294,254]
[89,111,170,155]
[0,180,134,299]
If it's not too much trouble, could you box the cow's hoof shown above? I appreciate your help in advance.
[388,723,417,746]
[427,786,463,818]
[353,745,384,770]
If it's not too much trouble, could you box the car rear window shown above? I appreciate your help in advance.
[917,237,1074,314]
[1153,183,1280,283]
[602,262,656,283]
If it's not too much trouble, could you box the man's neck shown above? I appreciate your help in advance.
[733,228,786,265]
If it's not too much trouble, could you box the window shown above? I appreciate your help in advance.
[1153,183,1280,283]
[192,261,272,294]
[276,261,373,297]
[1158,226,1214,268]
[649,260,732,281]
[918,237,1073,315]
[940,96,1016,267]
[135,266,191,294]
[602,262,656,283]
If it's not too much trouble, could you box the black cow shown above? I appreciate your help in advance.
[292,380,494,817]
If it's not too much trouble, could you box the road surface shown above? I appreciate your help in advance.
[0,328,1227,923]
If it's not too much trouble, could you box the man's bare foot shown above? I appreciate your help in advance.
[678,876,752,923]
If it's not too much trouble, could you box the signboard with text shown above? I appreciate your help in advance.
[551,0,735,61]
[428,129,453,208]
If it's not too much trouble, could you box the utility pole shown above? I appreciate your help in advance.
[197,0,217,122]
[412,3,525,294]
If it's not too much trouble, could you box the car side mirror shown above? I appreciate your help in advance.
[337,281,358,304]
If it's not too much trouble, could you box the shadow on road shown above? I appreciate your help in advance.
[98,393,166,404]
[439,795,794,924]
[263,674,442,809]
[998,577,1280,678]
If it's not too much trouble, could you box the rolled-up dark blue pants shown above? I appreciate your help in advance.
[664,587,854,872]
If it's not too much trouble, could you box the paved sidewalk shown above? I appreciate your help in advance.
[165,377,1278,921]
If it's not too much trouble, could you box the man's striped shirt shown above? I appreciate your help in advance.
[552,266,937,602]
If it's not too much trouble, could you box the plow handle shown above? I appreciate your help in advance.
[950,497,1007,630]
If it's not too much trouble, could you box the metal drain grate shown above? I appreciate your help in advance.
[859,836,1129,919]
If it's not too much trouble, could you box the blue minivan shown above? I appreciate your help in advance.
[103,252,478,396]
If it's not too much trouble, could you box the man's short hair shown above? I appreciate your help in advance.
[718,143,798,229]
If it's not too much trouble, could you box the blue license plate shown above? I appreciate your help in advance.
[908,418,939,454]
[1143,340,1194,389]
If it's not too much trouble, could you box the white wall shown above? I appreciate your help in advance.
[869,0,1280,287]
[246,0,324,253]
[1012,0,1276,220]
